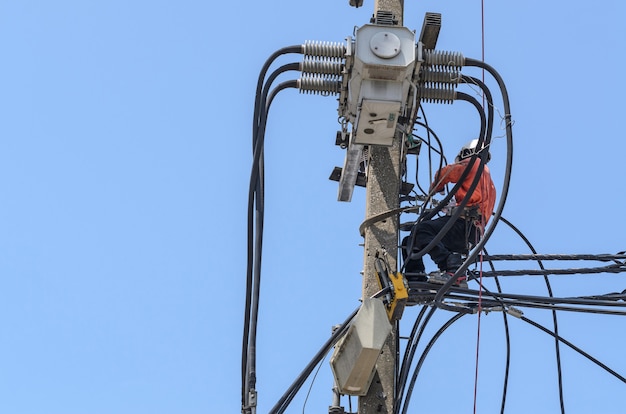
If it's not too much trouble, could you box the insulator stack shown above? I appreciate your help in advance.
[298,74,342,95]
[420,67,461,85]
[300,41,345,96]
[417,86,456,104]
[301,56,344,76]
[302,40,346,59]
[423,49,465,69]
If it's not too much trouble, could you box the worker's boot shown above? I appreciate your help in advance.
[445,253,464,273]
[427,253,468,288]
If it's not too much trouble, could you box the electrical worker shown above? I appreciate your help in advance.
[401,139,496,287]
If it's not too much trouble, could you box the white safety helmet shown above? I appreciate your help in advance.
[455,139,491,163]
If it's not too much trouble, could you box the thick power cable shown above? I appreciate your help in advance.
[398,74,496,281]
[434,57,514,310]
[474,264,626,277]
[402,103,491,276]
[402,73,497,279]
[243,46,302,412]
[492,273,512,414]
[394,306,437,413]
[395,305,429,394]
[441,290,626,315]
[400,312,466,414]
[244,78,299,413]
[480,253,626,262]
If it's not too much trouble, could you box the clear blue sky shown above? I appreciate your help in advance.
[1,1,625,413]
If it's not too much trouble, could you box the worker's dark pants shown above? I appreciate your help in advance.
[401,216,478,273]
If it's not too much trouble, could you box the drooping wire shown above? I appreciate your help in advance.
[394,306,436,413]
[482,252,512,414]
[243,44,303,413]
[301,350,329,414]
[269,287,393,414]
[498,216,565,414]
[244,79,299,414]
[400,312,467,414]
[268,306,359,414]
[472,228,485,414]
[520,316,626,383]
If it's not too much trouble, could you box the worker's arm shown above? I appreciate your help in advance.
[430,163,465,193]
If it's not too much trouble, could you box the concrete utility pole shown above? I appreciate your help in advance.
[359,1,403,413]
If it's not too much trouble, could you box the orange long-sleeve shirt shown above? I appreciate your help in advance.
[430,158,496,225]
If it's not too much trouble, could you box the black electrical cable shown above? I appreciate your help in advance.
[475,299,626,316]
[520,316,626,383]
[269,288,392,414]
[404,142,489,277]
[395,306,429,393]
[400,312,466,414]
[439,290,626,315]
[471,247,512,414]
[399,75,497,285]
[461,75,495,152]
[395,88,491,410]
[498,216,565,414]
[457,92,487,147]
[402,83,494,275]
[421,104,437,193]
[473,264,626,277]
[394,306,436,413]
[244,78,299,413]
[243,46,302,412]
[252,46,303,137]
[492,272,511,414]
[268,306,359,414]
[434,57,514,311]
[479,253,626,262]
[442,283,626,309]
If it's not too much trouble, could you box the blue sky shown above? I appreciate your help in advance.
[1,1,625,413]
